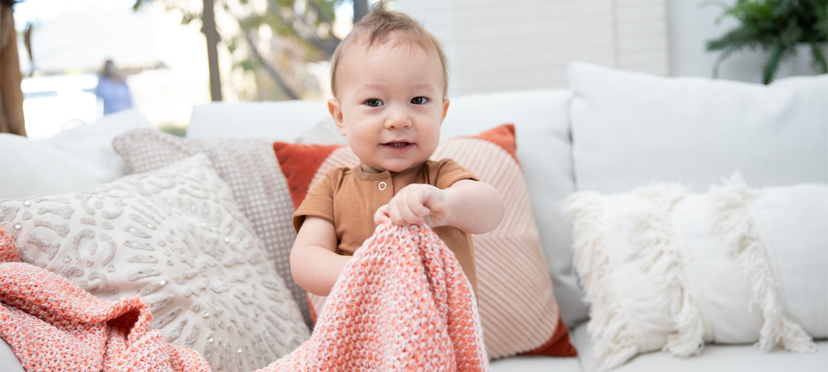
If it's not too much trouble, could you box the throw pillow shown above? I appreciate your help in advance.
[568,62,828,194]
[112,128,309,325]
[562,174,823,371]
[273,124,578,360]
[436,89,586,328]
[0,109,152,199]
[0,154,310,372]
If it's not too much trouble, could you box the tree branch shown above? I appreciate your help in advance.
[267,0,339,57]
[241,30,299,100]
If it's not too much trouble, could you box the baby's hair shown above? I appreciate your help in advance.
[330,1,448,97]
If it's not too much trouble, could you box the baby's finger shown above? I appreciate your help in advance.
[408,188,431,217]
[423,215,436,228]
[387,203,407,226]
[396,198,423,225]
[374,205,390,225]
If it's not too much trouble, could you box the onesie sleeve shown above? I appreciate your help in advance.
[432,158,480,190]
[292,169,338,233]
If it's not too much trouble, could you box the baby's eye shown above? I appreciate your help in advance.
[411,97,429,105]
[364,99,383,107]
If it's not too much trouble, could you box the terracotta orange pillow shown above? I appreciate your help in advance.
[273,124,577,359]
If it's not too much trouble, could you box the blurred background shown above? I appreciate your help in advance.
[6,0,826,139]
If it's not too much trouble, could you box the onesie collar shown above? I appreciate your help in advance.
[355,161,425,181]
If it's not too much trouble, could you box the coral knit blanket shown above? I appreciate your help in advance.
[259,221,489,371]
[0,222,488,371]
[0,227,211,372]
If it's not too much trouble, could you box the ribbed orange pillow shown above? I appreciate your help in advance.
[273,124,577,359]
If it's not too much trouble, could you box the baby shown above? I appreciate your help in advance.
[290,4,504,299]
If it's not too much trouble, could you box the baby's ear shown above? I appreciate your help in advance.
[328,99,346,136]
[440,98,450,125]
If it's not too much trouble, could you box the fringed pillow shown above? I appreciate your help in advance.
[563,174,823,371]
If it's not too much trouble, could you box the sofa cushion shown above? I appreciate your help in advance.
[569,63,828,194]
[0,154,309,371]
[188,101,329,141]
[563,176,823,370]
[572,322,828,372]
[489,354,583,372]
[0,337,23,372]
[275,124,578,360]
[112,128,310,325]
[0,110,151,199]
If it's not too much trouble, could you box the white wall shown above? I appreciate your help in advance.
[399,0,669,96]
[398,0,823,94]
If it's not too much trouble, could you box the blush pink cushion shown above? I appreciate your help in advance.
[274,124,577,359]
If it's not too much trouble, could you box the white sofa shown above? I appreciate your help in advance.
[1,63,826,371]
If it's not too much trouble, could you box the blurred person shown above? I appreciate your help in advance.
[95,59,133,115]
[0,0,25,137]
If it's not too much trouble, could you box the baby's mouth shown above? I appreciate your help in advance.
[381,141,414,152]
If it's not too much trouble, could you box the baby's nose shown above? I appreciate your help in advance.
[384,107,413,129]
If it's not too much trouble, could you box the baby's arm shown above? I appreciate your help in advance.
[290,216,351,296]
[374,179,504,234]
[440,180,504,233]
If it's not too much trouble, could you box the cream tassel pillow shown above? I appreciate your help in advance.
[563,174,821,371]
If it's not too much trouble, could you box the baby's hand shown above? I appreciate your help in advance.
[373,184,450,227]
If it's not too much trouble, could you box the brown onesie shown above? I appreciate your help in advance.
[293,158,479,297]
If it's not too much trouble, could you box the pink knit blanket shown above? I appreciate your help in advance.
[0,227,211,372]
[258,221,489,371]
[0,221,487,371]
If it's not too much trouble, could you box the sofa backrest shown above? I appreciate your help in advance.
[188,101,330,141]
[187,63,828,329]
[0,109,152,199]
[568,63,828,194]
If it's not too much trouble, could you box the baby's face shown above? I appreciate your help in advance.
[329,37,448,174]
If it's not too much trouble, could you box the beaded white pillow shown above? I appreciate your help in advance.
[112,128,309,325]
[0,154,309,372]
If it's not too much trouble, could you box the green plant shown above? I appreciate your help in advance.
[706,0,828,84]
[157,123,187,137]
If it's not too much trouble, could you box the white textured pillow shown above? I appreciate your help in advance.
[0,110,152,199]
[0,154,309,372]
[562,175,824,371]
[568,63,828,194]
[112,128,309,326]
